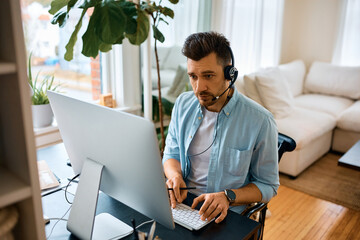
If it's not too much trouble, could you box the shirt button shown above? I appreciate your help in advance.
[198,117,201,120]
[189,135,192,139]
[226,112,230,116]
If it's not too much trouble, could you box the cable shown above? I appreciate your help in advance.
[188,87,232,158]
[65,173,80,204]
[110,219,155,240]
[48,218,68,222]
[136,219,155,229]
[186,88,232,178]
[46,205,72,239]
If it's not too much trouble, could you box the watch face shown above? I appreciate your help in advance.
[225,189,236,202]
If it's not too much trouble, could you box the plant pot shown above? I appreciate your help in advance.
[32,104,54,128]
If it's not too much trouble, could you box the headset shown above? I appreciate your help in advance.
[212,45,239,101]
[186,46,238,178]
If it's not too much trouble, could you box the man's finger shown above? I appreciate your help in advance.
[215,208,228,223]
[169,190,177,208]
[191,194,205,209]
[206,206,221,221]
[201,202,216,220]
[199,197,214,216]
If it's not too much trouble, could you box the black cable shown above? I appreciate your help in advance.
[65,173,80,204]
[188,87,232,158]
[186,87,232,178]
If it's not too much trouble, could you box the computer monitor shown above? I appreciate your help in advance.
[48,91,175,239]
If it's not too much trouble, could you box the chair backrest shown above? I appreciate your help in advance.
[242,132,296,240]
[278,133,296,162]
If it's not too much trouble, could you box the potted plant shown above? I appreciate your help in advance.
[49,0,178,156]
[28,54,61,128]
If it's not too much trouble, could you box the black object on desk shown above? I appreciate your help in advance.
[39,144,260,240]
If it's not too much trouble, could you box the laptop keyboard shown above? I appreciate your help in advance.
[171,203,213,231]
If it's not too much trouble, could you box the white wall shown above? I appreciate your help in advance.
[280,0,342,67]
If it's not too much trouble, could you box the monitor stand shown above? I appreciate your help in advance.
[67,158,133,240]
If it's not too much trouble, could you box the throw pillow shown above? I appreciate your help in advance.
[305,61,360,100]
[243,73,265,106]
[278,60,306,97]
[255,68,294,119]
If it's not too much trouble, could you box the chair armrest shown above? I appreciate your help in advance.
[241,202,268,218]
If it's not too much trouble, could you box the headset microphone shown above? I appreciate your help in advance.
[212,46,238,101]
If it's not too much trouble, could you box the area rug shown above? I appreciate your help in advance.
[279,152,360,211]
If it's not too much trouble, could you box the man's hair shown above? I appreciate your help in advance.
[182,32,231,68]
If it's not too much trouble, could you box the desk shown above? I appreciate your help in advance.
[39,143,260,239]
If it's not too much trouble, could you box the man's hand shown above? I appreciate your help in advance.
[191,192,230,224]
[166,175,188,208]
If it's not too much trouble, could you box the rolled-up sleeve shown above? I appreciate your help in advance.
[250,116,279,202]
[162,99,181,164]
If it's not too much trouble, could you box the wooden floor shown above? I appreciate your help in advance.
[263,185,360,240]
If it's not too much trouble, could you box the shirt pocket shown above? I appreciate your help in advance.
[223,147,252,177]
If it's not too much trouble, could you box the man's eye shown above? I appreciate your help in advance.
[189,75,197,80]
[206,75,213,78]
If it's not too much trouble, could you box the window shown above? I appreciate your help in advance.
[211,0,284,75]
[21,0,100,102]
[332,0,360,66]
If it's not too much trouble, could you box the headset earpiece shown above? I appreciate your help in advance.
[224,46,238,83]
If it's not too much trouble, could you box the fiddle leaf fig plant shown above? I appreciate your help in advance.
[49,0,179,156]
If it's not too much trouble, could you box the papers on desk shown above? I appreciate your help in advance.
[38,160,60,190]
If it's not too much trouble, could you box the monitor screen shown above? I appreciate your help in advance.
[48,91,175,239]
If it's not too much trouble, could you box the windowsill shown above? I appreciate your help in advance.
[34,122,62,149]
[34,122,58,135]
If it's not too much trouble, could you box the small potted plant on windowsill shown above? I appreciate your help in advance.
[28,54,61,128]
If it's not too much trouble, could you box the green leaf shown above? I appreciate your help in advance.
[152,25,165,43]
[95,1,127,44]
[126,9,150,45]
[119,0,137,16]
[64,8,86,61]
[99,43,112,52]
[125,18,137,34]
[67,0,78,11]
[168,0,179,4]
[51,10,68,27]
[49,0,70,15]
[79,0,101,9]
[82,7,102,58]
[159,17,169,25]
[161,7,174,18]
[115,34,125,44]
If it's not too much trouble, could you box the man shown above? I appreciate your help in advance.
[163,32,279,224]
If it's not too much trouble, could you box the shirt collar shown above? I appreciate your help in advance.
[221,87,240,118]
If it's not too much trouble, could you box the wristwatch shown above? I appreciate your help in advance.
[224,189,236,203]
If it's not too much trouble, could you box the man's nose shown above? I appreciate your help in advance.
[195,78,207,92]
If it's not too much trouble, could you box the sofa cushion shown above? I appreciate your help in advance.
[276,107,336,148]
[255,68,294,119]
[162,45,187,70]
[243,73,264,106]
[337,100,360,132]
[234,76,246,95]
[279,60,306,97]
[152,69,176,89]
[294,94,354,118]
[305,61,360,99]
[152,47,170,70]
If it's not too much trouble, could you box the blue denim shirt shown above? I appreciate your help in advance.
[163,89,279,214]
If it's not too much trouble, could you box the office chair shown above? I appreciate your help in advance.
[241,132,296,240]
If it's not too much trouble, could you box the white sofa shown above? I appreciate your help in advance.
[235,60,360,177]
[151,45,187,90]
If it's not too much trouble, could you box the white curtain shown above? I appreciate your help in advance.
[155,0,200,47]
[211,0,284,75]
[332,0,360,66]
